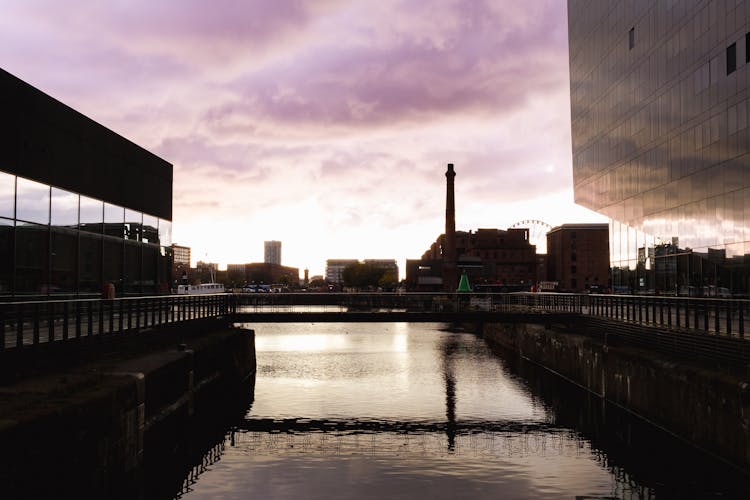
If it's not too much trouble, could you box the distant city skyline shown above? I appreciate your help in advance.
[0,1,606,276]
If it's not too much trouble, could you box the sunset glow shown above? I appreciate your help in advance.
[0,0,605,277]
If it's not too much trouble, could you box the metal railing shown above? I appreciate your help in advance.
[2,291,749,351]
[1,294,230,350]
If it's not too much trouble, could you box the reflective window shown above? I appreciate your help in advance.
[158,219,172,247]
[142,214,159,244]
[51,228,77,293]
[104,203,125,239]
[0,218,13,295]
[79,233,102,294]
[15,223,48,294]
[142,244,158,293]
[0,171,15,218]
[16,177,49,224]
[124,240,141,294]
[125,209,142,241]
[80,196,103,234]
[103,237,123,293]
[51,188,79,228]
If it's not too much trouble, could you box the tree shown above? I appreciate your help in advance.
[378,271,397,291]
[342,262,386,290]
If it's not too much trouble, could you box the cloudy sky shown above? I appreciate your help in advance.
[0,0,605,277]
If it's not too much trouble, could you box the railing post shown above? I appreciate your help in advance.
[87,301,94,336]
[693,302,701,330]
[739,302,744,338]
[0,306,5,351]
[109,300,115,334]
[47,302,54,343]
[726,300,732,337]
[63,302,69,341]
[16,303,24,348]
[714,301,720,334]
[75,301,82,338]
[636,297,648,324]
[32,303,40,345]
[703,299,709,332]
[667,300,672,328]
[119,298,125,333]
[99,299,105,336]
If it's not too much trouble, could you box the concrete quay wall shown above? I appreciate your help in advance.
[482,321,750,472]
[0,320,256,498]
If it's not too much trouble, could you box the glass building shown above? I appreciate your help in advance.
[568,0,750,296]
[0,68,173,298]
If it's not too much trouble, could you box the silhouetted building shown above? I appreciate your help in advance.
[546,224,609,292]
[0,67,173,297]
[325,259,358,285]
[227,262,299,287]
[569,1,750,295]
[172,244,191,286]
[407,228,538,291]
[264,240,281,265]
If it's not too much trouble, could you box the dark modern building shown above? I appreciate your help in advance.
[546,224,609,292]
[568,1,750,295]
[0,68,173,297]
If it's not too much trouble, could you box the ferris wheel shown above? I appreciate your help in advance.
[510,219,552,253]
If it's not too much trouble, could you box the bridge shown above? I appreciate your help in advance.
[1,292,748,369]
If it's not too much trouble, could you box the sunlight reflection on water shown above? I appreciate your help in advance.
[176,322,745,500]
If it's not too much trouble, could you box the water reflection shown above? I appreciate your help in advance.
[169,323,749,499]
[441,334,458,450]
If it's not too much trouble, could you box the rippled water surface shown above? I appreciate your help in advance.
[176,323,748,499]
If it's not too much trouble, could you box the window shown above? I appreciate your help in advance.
[746,33,750,63]
[727,43,737,75]
[571,265,577,274]
[629,27,634,50]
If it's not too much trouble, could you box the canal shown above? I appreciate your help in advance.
[166,322,748,499]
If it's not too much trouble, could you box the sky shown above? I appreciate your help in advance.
[0,0,605,278]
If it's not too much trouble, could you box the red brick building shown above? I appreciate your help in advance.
[408,228,538,290]
[546,224,609,292]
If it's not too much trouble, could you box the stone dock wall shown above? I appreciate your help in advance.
[482,321,750,472]
[0,319,256,498]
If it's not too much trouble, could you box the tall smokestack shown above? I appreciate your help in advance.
[443,163,457,291]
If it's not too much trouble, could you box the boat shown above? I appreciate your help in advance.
[176,283,226,294]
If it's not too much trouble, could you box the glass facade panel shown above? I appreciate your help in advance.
[15,223,48,294]
[0,174,171,296]
[158,246,173,293]
[16,177,49,225]
[569,0,750,296]
[79,233,102,295]
[51,188,79,228]
[51,228,78,293]
[142,244,158,294]
[102,237,123,295]
[0,218,13,295]
[125,209,142,242]
[0,171,15,218]
[158,219,172,247]
[124,240,141,294]
[80,196,103,235]
[142,214,159,245]
[104,203,124,239]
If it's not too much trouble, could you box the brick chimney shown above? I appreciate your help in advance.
[443,163,458,291]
